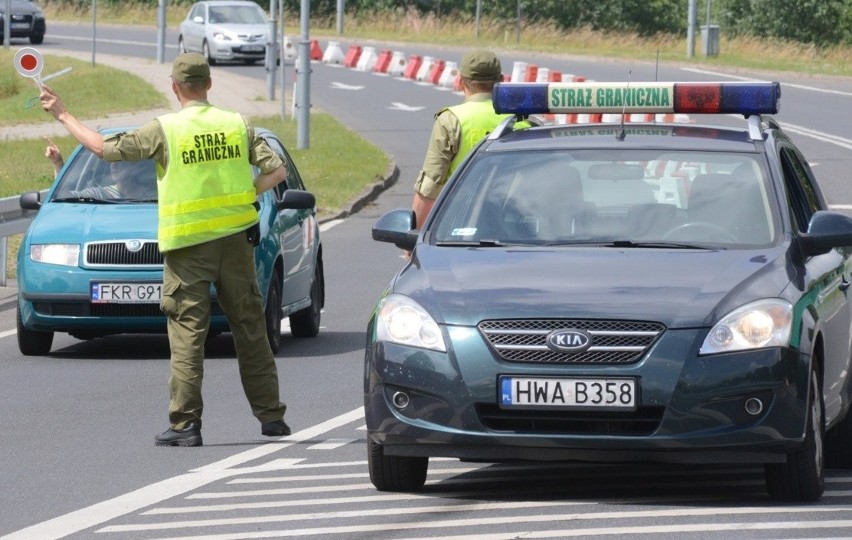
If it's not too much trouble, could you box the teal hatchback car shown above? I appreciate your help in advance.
[17,127,324,356]
[366,81,852,501]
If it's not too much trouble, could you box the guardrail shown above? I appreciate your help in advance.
[0,192,44,287]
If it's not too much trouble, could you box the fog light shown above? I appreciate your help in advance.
[392,391,410,410]
[744,397,764,416]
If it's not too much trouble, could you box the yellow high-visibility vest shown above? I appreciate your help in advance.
[157,106,257,252]
[447,100,510,175]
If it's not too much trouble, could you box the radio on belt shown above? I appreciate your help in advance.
[492,81,781,117]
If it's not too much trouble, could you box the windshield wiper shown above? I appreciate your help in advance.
[543,239,713,249]
[435,239,525,247]
[52,197,116,204]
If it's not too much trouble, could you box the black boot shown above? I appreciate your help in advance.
[155,421,202,447]
[261,419,291,437]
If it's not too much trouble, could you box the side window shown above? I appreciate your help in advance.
[190,5,203,20]
[780,146,820,233]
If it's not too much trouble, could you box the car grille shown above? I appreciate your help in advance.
[85,241,163,267]
[476,403,664,435]
[478,319,665,364]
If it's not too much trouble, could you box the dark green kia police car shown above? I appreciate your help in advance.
[366,81,852,501]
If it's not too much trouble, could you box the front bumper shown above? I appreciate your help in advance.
[364,324,811,465]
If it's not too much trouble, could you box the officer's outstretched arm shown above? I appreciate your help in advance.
[254,165,286,195]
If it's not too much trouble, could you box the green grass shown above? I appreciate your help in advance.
[0,50,166,127]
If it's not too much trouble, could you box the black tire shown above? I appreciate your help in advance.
[178,36,187,54]
[17,304,53,356]
[29,34,44,45]
[289,258,323,338]
[367,438,428,492]
[265,269,283,354]
[826,404,852,469]
[765,369,825,501]
[202,41,217,65]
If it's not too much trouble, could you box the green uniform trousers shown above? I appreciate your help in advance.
[160,230,286,430]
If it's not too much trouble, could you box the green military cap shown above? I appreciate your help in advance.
[171,52,211,83]
[459,50,502,81]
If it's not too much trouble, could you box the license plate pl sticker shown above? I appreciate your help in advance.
[499,376,637,410]
[91,282,162,304]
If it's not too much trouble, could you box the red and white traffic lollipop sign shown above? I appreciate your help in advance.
[14,47,44,86]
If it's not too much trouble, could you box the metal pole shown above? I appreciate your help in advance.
[156,0,166,63]
[3,0,11,49]
[515,0,521,43]
[296,0,310,149]
[475,0,481,40]
[336,0,343,35]
[687,0,696,58]
[279,0,286,120]
[266,0,277,100]
[91,0,97,66]
[0,237,6,287]
[706,0,712,26]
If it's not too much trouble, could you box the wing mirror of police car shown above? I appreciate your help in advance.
[800,210,852,256]
[278,189,316,211]
[372,208,418,251]
[19,191,42,211]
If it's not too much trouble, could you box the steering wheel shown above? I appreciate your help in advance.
[662,222,739,243]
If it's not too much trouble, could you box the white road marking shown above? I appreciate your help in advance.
[0,407,365,540]
[306,438,354,450]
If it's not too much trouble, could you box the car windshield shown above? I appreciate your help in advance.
[208,5,268,24]
[431,149,778,249]
[51,150,158,203]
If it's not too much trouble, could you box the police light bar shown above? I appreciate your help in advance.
[493,81,781,116]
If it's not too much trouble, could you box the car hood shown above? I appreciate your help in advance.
[211,23,268,36]
[27,202,158,244]
[397,245,792,328]
[4,0,42,15]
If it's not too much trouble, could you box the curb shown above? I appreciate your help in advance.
[319,161,400,224]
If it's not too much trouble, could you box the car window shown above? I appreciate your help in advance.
[431,150,777,248]
[52,151,158,202]
[209,4,268,24]
[189,4,203,21]
[779,146,821,233]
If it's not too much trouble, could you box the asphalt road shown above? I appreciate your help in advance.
[1,21,851,539]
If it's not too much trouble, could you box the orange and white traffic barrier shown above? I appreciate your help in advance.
[343,45,362,68]
[415,56,436,82]
[629,113,655,122]
[309,39,323,61]
[322,41,345,65]
[356,46,377,71]
[403,55,422,79]
[373,49,393,73]
[510,61,527,82]
[282,36,297,60]
[437,61,459,90]
[427,59,445,85]
[524,64,538,82]
[387,51,407,77]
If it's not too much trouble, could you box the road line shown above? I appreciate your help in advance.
[306,438,354,450]
[0,407,364,540]
[681,67,852,97]
[98,508,852,538]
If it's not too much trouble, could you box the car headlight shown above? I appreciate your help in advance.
[30,244,80,267]
[212,32,232,42]
[375,294,446,352]
[700,298,793,355]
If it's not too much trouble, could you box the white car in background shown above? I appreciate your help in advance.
[178,0,269,65]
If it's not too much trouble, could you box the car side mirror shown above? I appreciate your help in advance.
[193,15,204,24]
[372,209,418,251]
[800,210,852,256]
[20,191,41,211]
[277,189,315,211]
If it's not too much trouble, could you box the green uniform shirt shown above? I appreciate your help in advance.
[413,93,495,201]
[101,100,283,175]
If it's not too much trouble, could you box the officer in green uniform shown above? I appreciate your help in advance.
[411,49,511,229]
[40,53,291,447]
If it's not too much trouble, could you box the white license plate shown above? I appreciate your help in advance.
[499,376,637,410]
[11,22,30,30]
[91,282,162,304]
[242,44,264,52]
